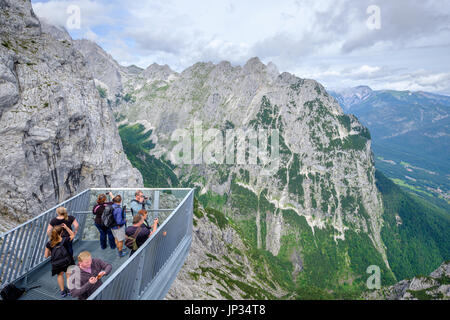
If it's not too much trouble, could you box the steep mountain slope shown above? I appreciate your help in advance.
[375,170,450,280]
[329,87,450,205]
[0,0,143,232]
[113,59,401,295]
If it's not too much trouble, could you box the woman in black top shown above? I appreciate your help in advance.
[92,192,117,250]
[44,224,75,298]
[46,207,78,257]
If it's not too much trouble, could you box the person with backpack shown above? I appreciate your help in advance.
[125,214,158,256]
[69,251,112,300]
[44,224,75,298]
[111,195,128,257]
[92,193,116,250]
[46,207,79,258]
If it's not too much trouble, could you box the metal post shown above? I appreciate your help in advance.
[23,221,40,289]
[132,251,146,300]
[77,191,90,241]
[153,191,160,221]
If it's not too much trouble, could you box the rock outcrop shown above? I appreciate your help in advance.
[365,261,450,300]
[0,0,143,232]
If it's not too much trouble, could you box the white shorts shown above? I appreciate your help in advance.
[111,225,126,242]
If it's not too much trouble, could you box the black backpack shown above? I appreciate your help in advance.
[0,284,25,301]
[0,284,41,301]
[51,241,72,269]
[101,204,116,228]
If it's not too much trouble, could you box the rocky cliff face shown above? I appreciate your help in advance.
[365,261,450,300]
[166,200,287,299]
[0,0,143,232]
[117,57,389,264]
[72,39,123,102]
[110,54,398,295]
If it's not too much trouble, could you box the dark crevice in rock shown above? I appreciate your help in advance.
[64,166,82,195]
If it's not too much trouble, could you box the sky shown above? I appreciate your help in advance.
[31,0,450,94]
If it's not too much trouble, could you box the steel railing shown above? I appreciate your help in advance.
[0,187,194,300]
[88,188,194,300]
[0,189,91,288]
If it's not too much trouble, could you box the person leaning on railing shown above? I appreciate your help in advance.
[69,251,112,300]
[92,193,117,250]
[137,209,167,237]
[125,210,166,256]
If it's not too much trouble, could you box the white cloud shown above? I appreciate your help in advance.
[31,0,450,94]
[83,29,99,42]
[32,0,115,29]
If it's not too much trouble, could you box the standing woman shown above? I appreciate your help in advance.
[46,207,79,258]
[44,224,75,297]
[92,192,116,250]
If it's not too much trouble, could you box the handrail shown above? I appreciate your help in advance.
[0,187,194,298]
[0,189,91,288]
[0,189,91,238]
[88,188,194,300]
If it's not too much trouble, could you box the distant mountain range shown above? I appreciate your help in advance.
[329,86,450,207]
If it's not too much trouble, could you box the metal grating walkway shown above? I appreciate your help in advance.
[0,188,194,300]
[19,240,125,300]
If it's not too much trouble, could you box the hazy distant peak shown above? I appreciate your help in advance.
[141,62,176,80]
[243,56,265,72]
[40,18,72,42]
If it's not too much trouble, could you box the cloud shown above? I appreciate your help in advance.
[31,0,450,94]
[32,0,116,30]
[83,29,99,42]
[341,0,450,53]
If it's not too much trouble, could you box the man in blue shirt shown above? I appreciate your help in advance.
[111,195,128,257]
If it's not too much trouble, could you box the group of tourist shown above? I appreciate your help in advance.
[44,190,159,299]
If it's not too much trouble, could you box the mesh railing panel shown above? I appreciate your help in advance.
[89,189,193,300]
[0,190,91,288]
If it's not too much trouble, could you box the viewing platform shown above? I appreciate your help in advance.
[0,188,194,300]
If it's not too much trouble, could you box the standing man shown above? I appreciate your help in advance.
[111,195,128,257]
[130,190,155,225]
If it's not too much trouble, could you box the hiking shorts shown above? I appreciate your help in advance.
[111,225,126,242]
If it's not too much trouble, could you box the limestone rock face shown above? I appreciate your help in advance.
[0,0,143,231]
[72,39,124,101]
[116,55,388,264]
[365,261,450,300]
[166,203,287,300]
